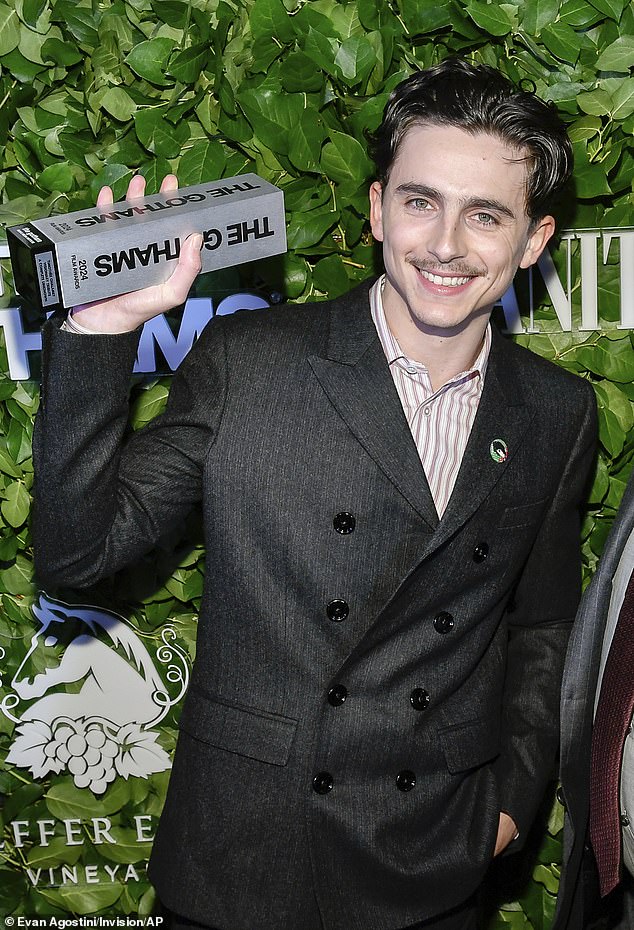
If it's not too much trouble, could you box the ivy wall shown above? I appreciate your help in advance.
[0,0,633,925]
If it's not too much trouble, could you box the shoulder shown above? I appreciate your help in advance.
[497,330,596,408]
[190,279,373,358]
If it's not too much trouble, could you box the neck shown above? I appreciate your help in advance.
[384,304,491,393]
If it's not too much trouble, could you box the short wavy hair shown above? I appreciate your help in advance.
[369,58,573,222]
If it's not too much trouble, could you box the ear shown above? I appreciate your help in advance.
[369,181,384,242]
[519,215,556,269]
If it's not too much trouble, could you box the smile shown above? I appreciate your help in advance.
[419,270,473,287]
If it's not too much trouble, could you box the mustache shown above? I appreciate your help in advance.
[408,258,485,277]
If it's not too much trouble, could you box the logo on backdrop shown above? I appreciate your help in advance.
[1,593,189,794]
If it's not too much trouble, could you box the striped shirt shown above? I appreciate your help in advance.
[370,276,491,517]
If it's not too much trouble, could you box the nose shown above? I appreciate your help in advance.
[426,212,467,264]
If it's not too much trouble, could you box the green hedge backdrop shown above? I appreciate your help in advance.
[0,0,633,924]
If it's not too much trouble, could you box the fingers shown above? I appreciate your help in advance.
[159,174,179,194]
[96,172,176,209]
[96,186,113,208]
[126,173,147,200]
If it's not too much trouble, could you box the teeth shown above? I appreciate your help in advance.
[420,270,471,287]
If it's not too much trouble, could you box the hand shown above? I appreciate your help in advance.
[493,811,518,856]
[70,174,203,334]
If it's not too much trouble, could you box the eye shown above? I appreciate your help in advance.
[474,212,497,226]
[408,197,431,211]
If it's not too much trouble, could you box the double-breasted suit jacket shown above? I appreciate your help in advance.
[33,280,597,930]
[554,478,634,930]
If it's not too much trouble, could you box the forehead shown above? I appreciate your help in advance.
[390,123,530,208]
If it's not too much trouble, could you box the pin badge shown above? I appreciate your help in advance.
[490,439,508,463]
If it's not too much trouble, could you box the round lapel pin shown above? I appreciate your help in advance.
[490,439,508,463]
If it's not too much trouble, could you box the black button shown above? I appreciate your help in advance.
[396,770,416,792]
[327,685,348,707]
[433,611,454,634]
[313,772,334,794]
[556,786,566,809]
[333,512,355,534]
[327,599,349,622]
[473,543,489,563]
[410,688,430,711]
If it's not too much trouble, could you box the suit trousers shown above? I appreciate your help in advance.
[162,896,479,930]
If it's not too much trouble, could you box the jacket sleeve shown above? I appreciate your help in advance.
[495,381,598,844]
[33,315,227,590]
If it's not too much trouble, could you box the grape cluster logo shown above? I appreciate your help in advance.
[1,594,189,794]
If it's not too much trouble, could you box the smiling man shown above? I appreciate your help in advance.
[34,59,597,930]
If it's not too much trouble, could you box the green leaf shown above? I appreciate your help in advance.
[126,38,175,86]
[521,0,561,34]
[588,0,625,21]
[98,827,153,863]
[1,481,30,528]
[38,163,75,193]
[302,25,340,76]
[44,884,124,916]
[89,164,135,201]
[26,836,84,869]
[572,143,612,197]
[45,778,132,820]
[101,87,138,122]
[0,554,35,596]
[280,50,325,92]
[134,108,190,158]
[0,869,25,913]
[334,36,376,86]
[313,254,350,297]
[400,0,454,33]
[611,78,634,120]
[598,404,626,456]
[321,130,373,184]
[41,36,83,66]
[289,109,326,173]
[51,4,98,47]
[0,4,20,55]
[567,115,602,142]
[577,341,634,381]
[249,0,295,43]
[577,88,613,116]
[286,209,339,249]
[466,1,514,36]
[541,21,582,63]
[0,447,21,478]
[21,0,47,29]
[596,35,634,71]
[178,141,227,186]
[168,44,210,84]
[130,383,170,429]
[239,86,305,156]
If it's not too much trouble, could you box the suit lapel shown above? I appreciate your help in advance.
[430,328,533,552]
[308,289,439,530]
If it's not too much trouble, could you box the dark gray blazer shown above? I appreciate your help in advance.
[33,281,597,930]
[553,478,634,930]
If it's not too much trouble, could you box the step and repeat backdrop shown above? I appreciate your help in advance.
[1,0,634,926]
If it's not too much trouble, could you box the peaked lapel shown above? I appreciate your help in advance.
[428,327,534,554]
[308,287,439,530]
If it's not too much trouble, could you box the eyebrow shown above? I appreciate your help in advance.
[394,183,518,221]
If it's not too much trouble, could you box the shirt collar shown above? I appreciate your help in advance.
[370,275,491,381]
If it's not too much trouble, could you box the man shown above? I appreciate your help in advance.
[555,483,634,930]
[33,59,597,930]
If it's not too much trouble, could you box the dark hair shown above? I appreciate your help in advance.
[369,58,573,222]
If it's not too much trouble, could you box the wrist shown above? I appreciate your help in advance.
[69,304,143,334]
